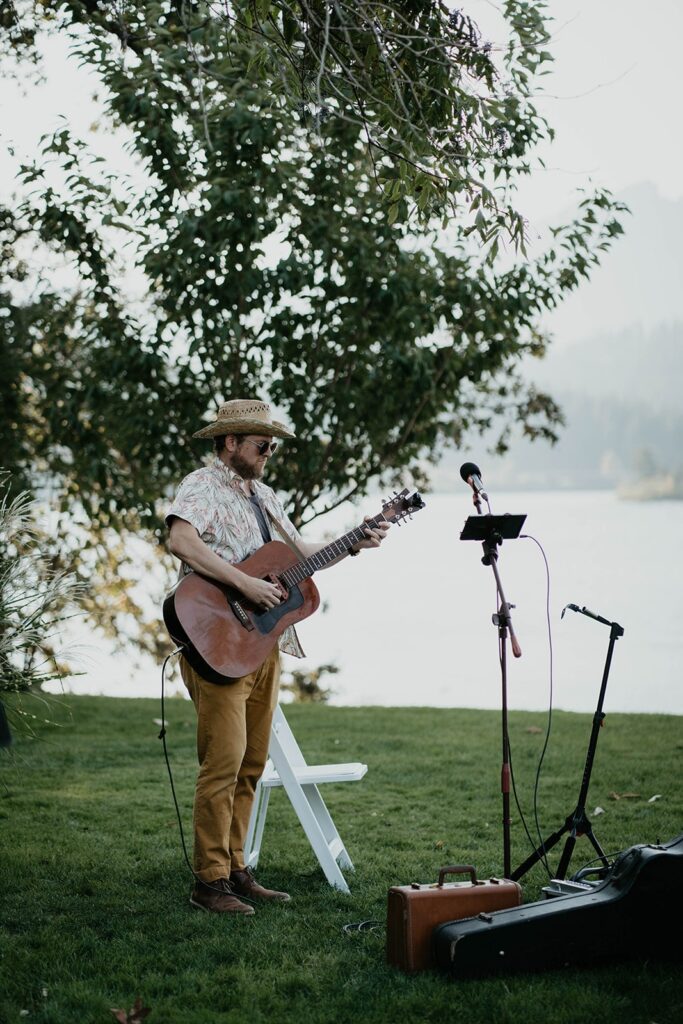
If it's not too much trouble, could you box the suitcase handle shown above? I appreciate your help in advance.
[437,864,478,887]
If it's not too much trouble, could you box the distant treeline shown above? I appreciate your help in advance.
[434,321,683,492]
[479,391,683,491]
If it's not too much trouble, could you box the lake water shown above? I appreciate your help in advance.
[47,490,683,716]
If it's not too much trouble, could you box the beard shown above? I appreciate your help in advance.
[230,448,264,481]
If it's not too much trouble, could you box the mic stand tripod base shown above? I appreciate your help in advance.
[511,806,610,884]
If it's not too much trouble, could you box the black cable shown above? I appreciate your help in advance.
[570,844,636,882]
[570,833,683,883]
[504,533,556,879]
[159,646,192,863]
[158,648,257,905]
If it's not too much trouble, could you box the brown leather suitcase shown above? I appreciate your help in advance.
[386,865,522,973]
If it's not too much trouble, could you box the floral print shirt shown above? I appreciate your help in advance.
[165,457,305,658]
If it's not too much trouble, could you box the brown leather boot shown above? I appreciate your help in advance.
[229,867,291,903]
[190,877,255,915]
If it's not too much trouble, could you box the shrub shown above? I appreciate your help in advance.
[0,477,82,739]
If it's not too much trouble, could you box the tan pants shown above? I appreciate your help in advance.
[180,645,281,882]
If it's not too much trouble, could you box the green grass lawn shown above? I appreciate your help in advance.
[1,695,681,1024]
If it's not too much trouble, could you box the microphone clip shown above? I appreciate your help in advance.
[459,461,489,512]
[562,603,623,634]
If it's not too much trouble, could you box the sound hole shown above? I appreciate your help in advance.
[253,584,304,635]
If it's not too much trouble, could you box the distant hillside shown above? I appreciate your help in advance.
[431,321,683,492]
[528,320,683,415]
[434,388,683,493]
[428,182,683,493]
[496,391,681,491]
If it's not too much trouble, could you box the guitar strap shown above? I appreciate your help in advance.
[264,505,307,560]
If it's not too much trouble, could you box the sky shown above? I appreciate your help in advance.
[2,1,682,225]
[465,0,683,224]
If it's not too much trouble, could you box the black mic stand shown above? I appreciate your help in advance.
[510,605,624,883]
[460,508,527,878]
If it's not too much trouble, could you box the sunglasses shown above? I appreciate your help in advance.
[242,438,279,456]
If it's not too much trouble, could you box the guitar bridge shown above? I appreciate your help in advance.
[226,595,255,631]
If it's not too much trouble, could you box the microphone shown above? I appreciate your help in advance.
[561,603,614,628]
[459,462,489,505]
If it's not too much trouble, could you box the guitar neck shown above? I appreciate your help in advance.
[278,514,386,588]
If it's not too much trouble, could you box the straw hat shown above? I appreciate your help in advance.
[192,399,296,440]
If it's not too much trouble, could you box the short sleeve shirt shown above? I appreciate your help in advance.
[165,457,305,658]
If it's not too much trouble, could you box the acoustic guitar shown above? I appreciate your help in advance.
[163,488,425,682]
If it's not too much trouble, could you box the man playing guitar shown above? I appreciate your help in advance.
[166,398,388,914]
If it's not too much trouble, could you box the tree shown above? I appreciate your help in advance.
[1,0,627,655]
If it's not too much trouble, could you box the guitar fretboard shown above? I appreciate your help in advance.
[278,515,385,588]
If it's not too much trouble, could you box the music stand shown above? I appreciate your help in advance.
[461,512,526,878]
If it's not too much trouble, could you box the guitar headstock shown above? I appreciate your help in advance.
[380,488,426,525]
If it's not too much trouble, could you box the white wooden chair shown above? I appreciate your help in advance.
[243,704,368,893]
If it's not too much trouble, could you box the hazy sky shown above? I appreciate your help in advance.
[2,0,682,225]
[466,0,683,225]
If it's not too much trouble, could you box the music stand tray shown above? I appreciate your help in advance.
[460,514,526,542]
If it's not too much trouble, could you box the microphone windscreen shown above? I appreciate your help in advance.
[459,461,481,483]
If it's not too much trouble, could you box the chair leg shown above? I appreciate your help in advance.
[244,783,271,870]
[287,787,350,893]
[303,785,354,871]
[270,756,351,892]
[254,708,361,891]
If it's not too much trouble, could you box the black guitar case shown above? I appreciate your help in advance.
[433,833,683,978]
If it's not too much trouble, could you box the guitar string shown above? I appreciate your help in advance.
[278,513,389,589]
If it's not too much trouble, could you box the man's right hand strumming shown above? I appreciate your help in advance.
[169,517,281,608]
[235,573,282,609]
